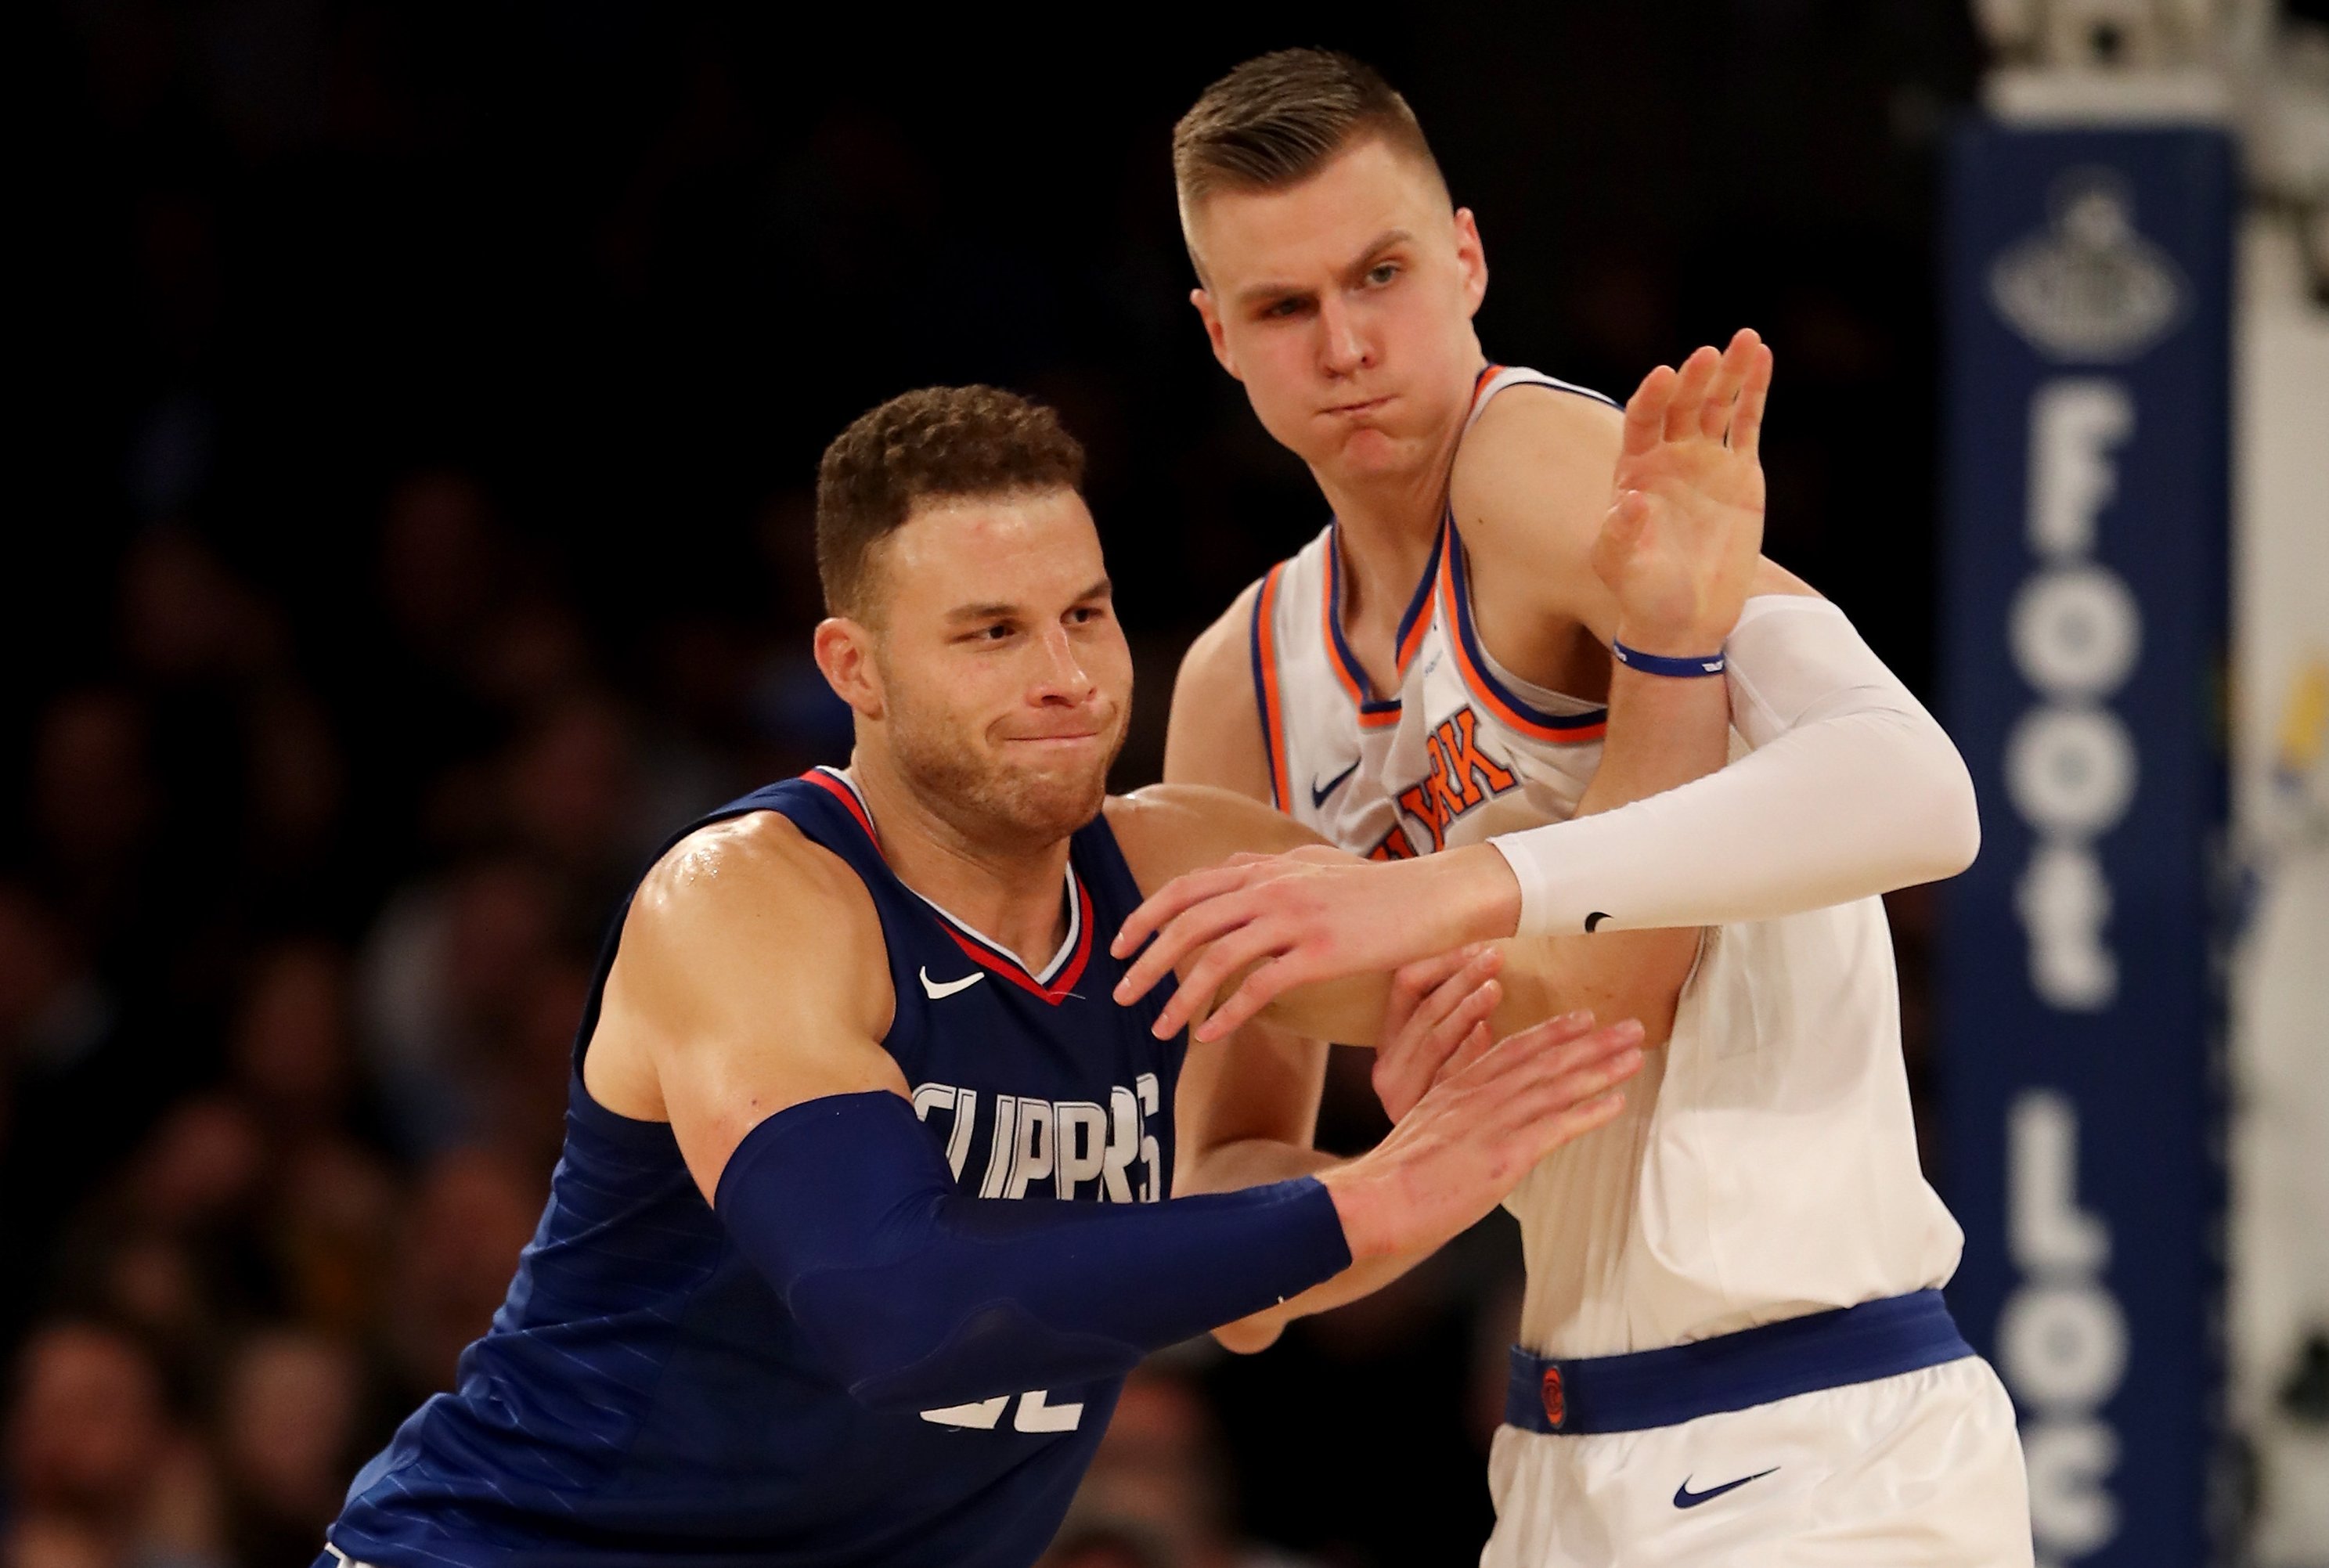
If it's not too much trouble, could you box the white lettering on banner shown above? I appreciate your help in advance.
[2012,380,2142,1011]
[2003,1089,2125,1559]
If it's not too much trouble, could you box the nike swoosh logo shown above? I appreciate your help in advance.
[1672,1468,1778,1509]
[919,967,986,1000]
[1311,760,1361,809]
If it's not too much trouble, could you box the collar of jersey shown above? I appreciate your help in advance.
[1314,362,1506,718]
[1324,520,1441,728]
[805,767,1094,1004]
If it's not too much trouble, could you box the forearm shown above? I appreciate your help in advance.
[1177,1137,1435,1351]
[1492,597,1981,935]
[1573,651,1732,823]
[717,1093,1350,1408]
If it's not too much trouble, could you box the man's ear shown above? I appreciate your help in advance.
[813,617,884,719]
[1190,288,1240,380]
[1454,207,1488,319]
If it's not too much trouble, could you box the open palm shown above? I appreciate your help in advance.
[1589,328,1774,653]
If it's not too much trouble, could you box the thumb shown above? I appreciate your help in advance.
[1602,490,1652,548]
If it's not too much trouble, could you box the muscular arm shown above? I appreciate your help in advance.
[593,813,1357,1408]
[597,809,1641,1400]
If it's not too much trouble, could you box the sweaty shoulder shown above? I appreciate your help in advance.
[1163,577,1273,800]
[587,809,897,1135]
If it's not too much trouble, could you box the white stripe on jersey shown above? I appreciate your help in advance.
[1251,365,1963,1358]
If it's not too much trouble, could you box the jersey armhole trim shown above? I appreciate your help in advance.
[1249,564,1292,813]
[1437,524,1610,744]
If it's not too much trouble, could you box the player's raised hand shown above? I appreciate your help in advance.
[1592,327,1772,655]
[1321,1010,1642,1261]
[1372,943,1504,1123]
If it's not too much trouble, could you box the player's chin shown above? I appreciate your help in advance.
[1329,424,1416,473]
[993,742,1113,831]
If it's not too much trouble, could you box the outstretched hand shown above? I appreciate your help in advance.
[1593,327,1772,655]
[1320,1007,1642,1262]
[1109,842,1520,1041]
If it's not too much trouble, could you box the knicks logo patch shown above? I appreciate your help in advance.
[1395,707,1520,851]
[1541,1366,1566,1429]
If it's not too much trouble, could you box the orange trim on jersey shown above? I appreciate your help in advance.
[1435,527,1609,745]
[1470,362,1504,416]
[1249,564,1293,812]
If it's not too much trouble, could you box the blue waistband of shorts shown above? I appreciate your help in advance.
[1503,1289,1973,1436]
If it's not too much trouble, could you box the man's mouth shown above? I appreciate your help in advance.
[1001,730,1103,747]
[1324,395,1393,419]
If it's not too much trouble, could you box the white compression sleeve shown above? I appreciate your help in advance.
[1491,596,1981,936]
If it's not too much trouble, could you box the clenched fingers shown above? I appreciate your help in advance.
[1376,957,1502,1120]
[1395,947,1501,1049]
[1386,944,1493,1036]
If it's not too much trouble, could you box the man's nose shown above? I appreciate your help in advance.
[1318,294,1372,377]
[1029,627,1097,704]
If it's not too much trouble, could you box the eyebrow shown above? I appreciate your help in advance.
[943,578,1112,623]
[1232,229,1413,309]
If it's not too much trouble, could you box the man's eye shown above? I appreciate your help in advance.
[1265,298,1305,319]
[1367,262,1399,286]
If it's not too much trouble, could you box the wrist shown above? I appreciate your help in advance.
[1432,845,1523,943]
[1612,618,1729,661]
[1316,1165,1395,1261]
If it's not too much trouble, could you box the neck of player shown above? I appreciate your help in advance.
[846,750,1074,968]
[1311,380,1472,680]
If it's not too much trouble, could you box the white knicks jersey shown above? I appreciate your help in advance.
[1250,365,1964,1358]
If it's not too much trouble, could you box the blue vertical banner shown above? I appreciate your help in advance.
[1940,122,2233,1567]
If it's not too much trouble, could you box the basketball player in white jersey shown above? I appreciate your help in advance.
[1114,50,2035,1566]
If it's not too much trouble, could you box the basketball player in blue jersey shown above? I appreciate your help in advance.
[1114,49,2032,1567]
[317,384,1707,1568]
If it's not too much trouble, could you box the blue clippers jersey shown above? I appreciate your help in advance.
[326,770,1185,1568]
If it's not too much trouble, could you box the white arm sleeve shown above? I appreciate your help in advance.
[1491,595,1981,935]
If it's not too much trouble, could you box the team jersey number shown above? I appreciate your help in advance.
[919,1389,1083,1433]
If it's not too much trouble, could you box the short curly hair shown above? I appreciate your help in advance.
[814,385,1086,618]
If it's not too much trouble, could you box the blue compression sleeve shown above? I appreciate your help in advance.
[713,1091,1352,1411]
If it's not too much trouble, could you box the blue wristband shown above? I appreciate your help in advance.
[1610,640,1726,678]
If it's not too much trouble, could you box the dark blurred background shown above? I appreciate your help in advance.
[5,5,1985,1565]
